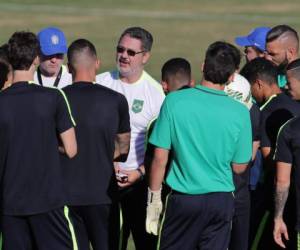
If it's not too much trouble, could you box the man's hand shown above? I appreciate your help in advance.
[274,217,289,248]
[146,187,162,235]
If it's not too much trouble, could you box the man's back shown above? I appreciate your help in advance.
[150,85,252,194]
[0,82,74,215]
[62,82,130,205]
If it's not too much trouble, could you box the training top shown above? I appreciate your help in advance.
[260,93,300,149]
[34,65,72,89]
[96,70,165,170]
[150,85,252,195]
[274,117,300,231]
[61,82,130,205]
[0,82,74,215]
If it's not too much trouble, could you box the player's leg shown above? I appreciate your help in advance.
[198,192,234,250]
[1,215,33,250]
[68,206,90,250]
[29,206,80,250]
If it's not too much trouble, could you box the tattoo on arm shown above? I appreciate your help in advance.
[274,185,289,219]
[114,132,130,162]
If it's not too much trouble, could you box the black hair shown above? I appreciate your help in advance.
[8,31,40,71]
[266,25,299,43]
[161,57,191,83]
[119,27,153,52]
[203,41,237,84]
[286,58,300,80]
[0,61,9,89]
[67,38,97,67]
[240,57,277,85]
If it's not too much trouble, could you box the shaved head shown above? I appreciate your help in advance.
[67,39,98,71]
[266,25,299,70]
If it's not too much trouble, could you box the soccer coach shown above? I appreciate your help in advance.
[146,41,252,250]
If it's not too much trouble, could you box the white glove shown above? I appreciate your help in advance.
[146,187,163,235]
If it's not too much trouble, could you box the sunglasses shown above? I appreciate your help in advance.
[116,46,145,57]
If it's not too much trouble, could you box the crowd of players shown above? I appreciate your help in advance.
[0,23,299,250]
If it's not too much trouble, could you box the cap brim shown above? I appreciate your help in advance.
[235,36,253,47]
[40,45,67,56]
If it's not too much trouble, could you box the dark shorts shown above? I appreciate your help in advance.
[158,191,234,250]
[1,207,76,250]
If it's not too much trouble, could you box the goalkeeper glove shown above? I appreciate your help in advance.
[146,187,163,235]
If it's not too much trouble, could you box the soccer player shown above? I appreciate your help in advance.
[273,116,300,249]
[147,41,252,250]
[240,57,300,249]
[286,58,300,101]
[0,31,77,249]
[160,57,194,93]
[235,26,271,62]
[34,27,72,88]
[96,27,165,250]
[62,38,131,250]
[266,25,299,88]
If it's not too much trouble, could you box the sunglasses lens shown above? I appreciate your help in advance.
[117,46,125,53]
[127,50,136,57]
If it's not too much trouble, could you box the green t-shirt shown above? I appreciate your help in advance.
[149,85,252,194]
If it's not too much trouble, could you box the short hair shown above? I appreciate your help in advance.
[203,41,237,84]
[161,58,191,83]
[119,27,153,52]
[8,31,40,71]
[227,43,241,69]
[0,61,9,89]
[67,38,97,68]
[240,57,277,85]
[267,25,299,44]
[286,58,300,80]
[0,44,10,64]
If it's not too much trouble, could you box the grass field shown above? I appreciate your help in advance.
[1,0,300,82]
[1,1,300,249]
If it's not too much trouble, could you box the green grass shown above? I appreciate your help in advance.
[1,0,300,81]
[0,1,300,248]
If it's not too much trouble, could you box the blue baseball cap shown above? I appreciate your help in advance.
[235,27,271,52]
[37,27,67,56]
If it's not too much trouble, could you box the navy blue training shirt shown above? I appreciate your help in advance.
[0,81,75,215]
[61,82,130,205]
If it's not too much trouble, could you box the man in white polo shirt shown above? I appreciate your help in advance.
[96,26,165,250]
[34,27,72,88]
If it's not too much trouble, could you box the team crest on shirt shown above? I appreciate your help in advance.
[132,99,144,113]
[51,35,59,45]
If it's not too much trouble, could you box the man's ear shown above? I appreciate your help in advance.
[142,52,151,65]
[189,79,195,87]
[33,56,40,66]
[256,79,264,89]
[161,80,168,93]
[286,46,296,62]
[228,73,235,83]
[95,58,101,71]
[67,62,73,74]
[201,63,204,72]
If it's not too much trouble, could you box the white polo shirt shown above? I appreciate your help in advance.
[96,70,165,170]
[34,65,72,89]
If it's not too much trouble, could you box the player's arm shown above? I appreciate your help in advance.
[273,161,291,248]
[149,147,169,191]
[231,162,248,174]
[114,132,130,162]
[59,127,77,158]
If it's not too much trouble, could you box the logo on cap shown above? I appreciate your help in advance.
[51,35,59,45]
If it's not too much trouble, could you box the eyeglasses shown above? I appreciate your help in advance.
[116,46,144,57]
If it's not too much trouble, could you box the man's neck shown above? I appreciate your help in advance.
[201,79,225,91]
[119,70,143,84]
[264,84,282,101]
[73,71,95,83]
[13,70,34,84]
